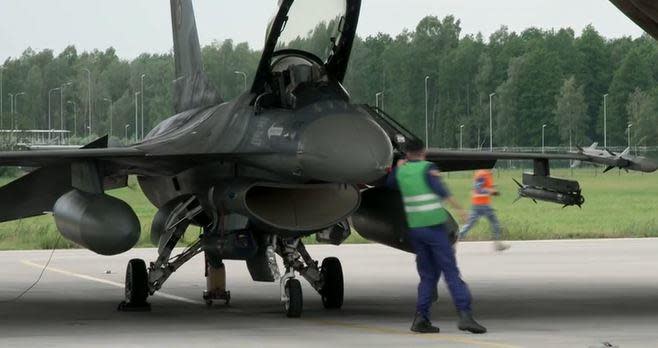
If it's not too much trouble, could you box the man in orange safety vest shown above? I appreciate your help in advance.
[458,170,510,251]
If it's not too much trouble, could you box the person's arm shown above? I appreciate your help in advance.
[427,167,468,223]
[488,173,500,196]
[385,167,399,190]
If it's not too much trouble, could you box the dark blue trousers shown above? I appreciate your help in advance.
[408,224,472,319]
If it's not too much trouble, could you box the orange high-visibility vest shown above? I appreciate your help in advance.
[471,170,494,205]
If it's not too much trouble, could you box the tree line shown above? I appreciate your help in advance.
[1,15,657,148]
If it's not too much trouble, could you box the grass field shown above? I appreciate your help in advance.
[0,168,656,250]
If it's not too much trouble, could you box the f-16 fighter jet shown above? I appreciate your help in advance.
[572,143,657,173]
[0,0,655,317]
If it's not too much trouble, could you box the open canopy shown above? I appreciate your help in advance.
[251,0,361,93]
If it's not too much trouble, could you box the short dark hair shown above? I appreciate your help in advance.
[404,139,425,153]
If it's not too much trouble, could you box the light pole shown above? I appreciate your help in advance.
[48,87,60,141]
[627,123,633,149]
[141,73,147,140]
[125,124,130,142]
[13,92,25,130]
[375,92,383,109]
[459,124,465,150]
[234,71,247,92]
[424,76,430,148]
[603,93,608,148]
[82,68,92,137]
[0,66,4,130]
[542,124,547,153]
[134,92,140,142]
[104,98,113,137]
[489,92,496,152]
[60,82,72,131]
[8,94,13,136]
[67,101,77,137]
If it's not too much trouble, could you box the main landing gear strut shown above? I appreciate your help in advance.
[118,195,231,311]
[117,195,344,318]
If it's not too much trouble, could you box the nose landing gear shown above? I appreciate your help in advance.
[275,238,344,318]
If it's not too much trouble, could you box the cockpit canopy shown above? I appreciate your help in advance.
[275,0,347,62]
[252,0,361,99]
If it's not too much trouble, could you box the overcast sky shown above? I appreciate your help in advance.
[0,0,645,61]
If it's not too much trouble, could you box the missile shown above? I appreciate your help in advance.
[513,179,585,208]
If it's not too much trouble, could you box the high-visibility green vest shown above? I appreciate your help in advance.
[396,161,448,228]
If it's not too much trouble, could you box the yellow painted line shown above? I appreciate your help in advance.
[309,319,521,348]
[21,260,203,305]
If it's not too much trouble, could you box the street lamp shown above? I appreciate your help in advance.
[424,76,430,149]
[82,68,92,136]
[141,73,147,140]
[489,92,496,152]
[7,93,13,117]
[7,93,13,137]
[60,82,73,131]
[627,123,633,150]
[459,124,465,150]
[603,93,608,148]
[234,71,247,92]
[134,92,141,142]
[104,98,113,137]
[13,92,25,130]
[375,92,384,109]
[125,124,130,142]
[67,101,77,137]
[542,124,547,153]
[0,66,4,130]
[48,87,61,141]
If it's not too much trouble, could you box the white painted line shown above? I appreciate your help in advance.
[460,237,658,244]
[21,260,203,305]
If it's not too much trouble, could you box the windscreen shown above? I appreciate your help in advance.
[276,0,346,61]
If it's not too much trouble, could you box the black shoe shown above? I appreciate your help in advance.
[458,311,487,334]
[411,313,440,333]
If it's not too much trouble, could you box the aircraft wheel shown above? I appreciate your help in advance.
[125,259,149,305]
[284,279,303,318]
[320,257,344,309]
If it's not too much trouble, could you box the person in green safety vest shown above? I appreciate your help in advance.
[387,139,487,334]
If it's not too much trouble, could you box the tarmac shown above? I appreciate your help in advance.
[1,239,658,348]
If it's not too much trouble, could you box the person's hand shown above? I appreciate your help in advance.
[396,159,408,167]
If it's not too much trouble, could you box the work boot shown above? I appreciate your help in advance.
[410,313,440,333]
[458,311,487,334]
[494,241,510,252]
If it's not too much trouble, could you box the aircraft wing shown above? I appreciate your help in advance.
[0,144,264,176]
[425,149,658,173]
[0,147,144,168]
[610,0,658,40]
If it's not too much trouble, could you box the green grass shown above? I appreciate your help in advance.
[441,168,658,240]
[0,168,656,250]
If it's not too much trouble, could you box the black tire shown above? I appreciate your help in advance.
[125,259,149,304]
[284,279,303,318]
[320,257,344,309]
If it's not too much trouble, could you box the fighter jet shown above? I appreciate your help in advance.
[0,0,655,317]
[571,143,657,173]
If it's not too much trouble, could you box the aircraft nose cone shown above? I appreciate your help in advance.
[300,113,393,184]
